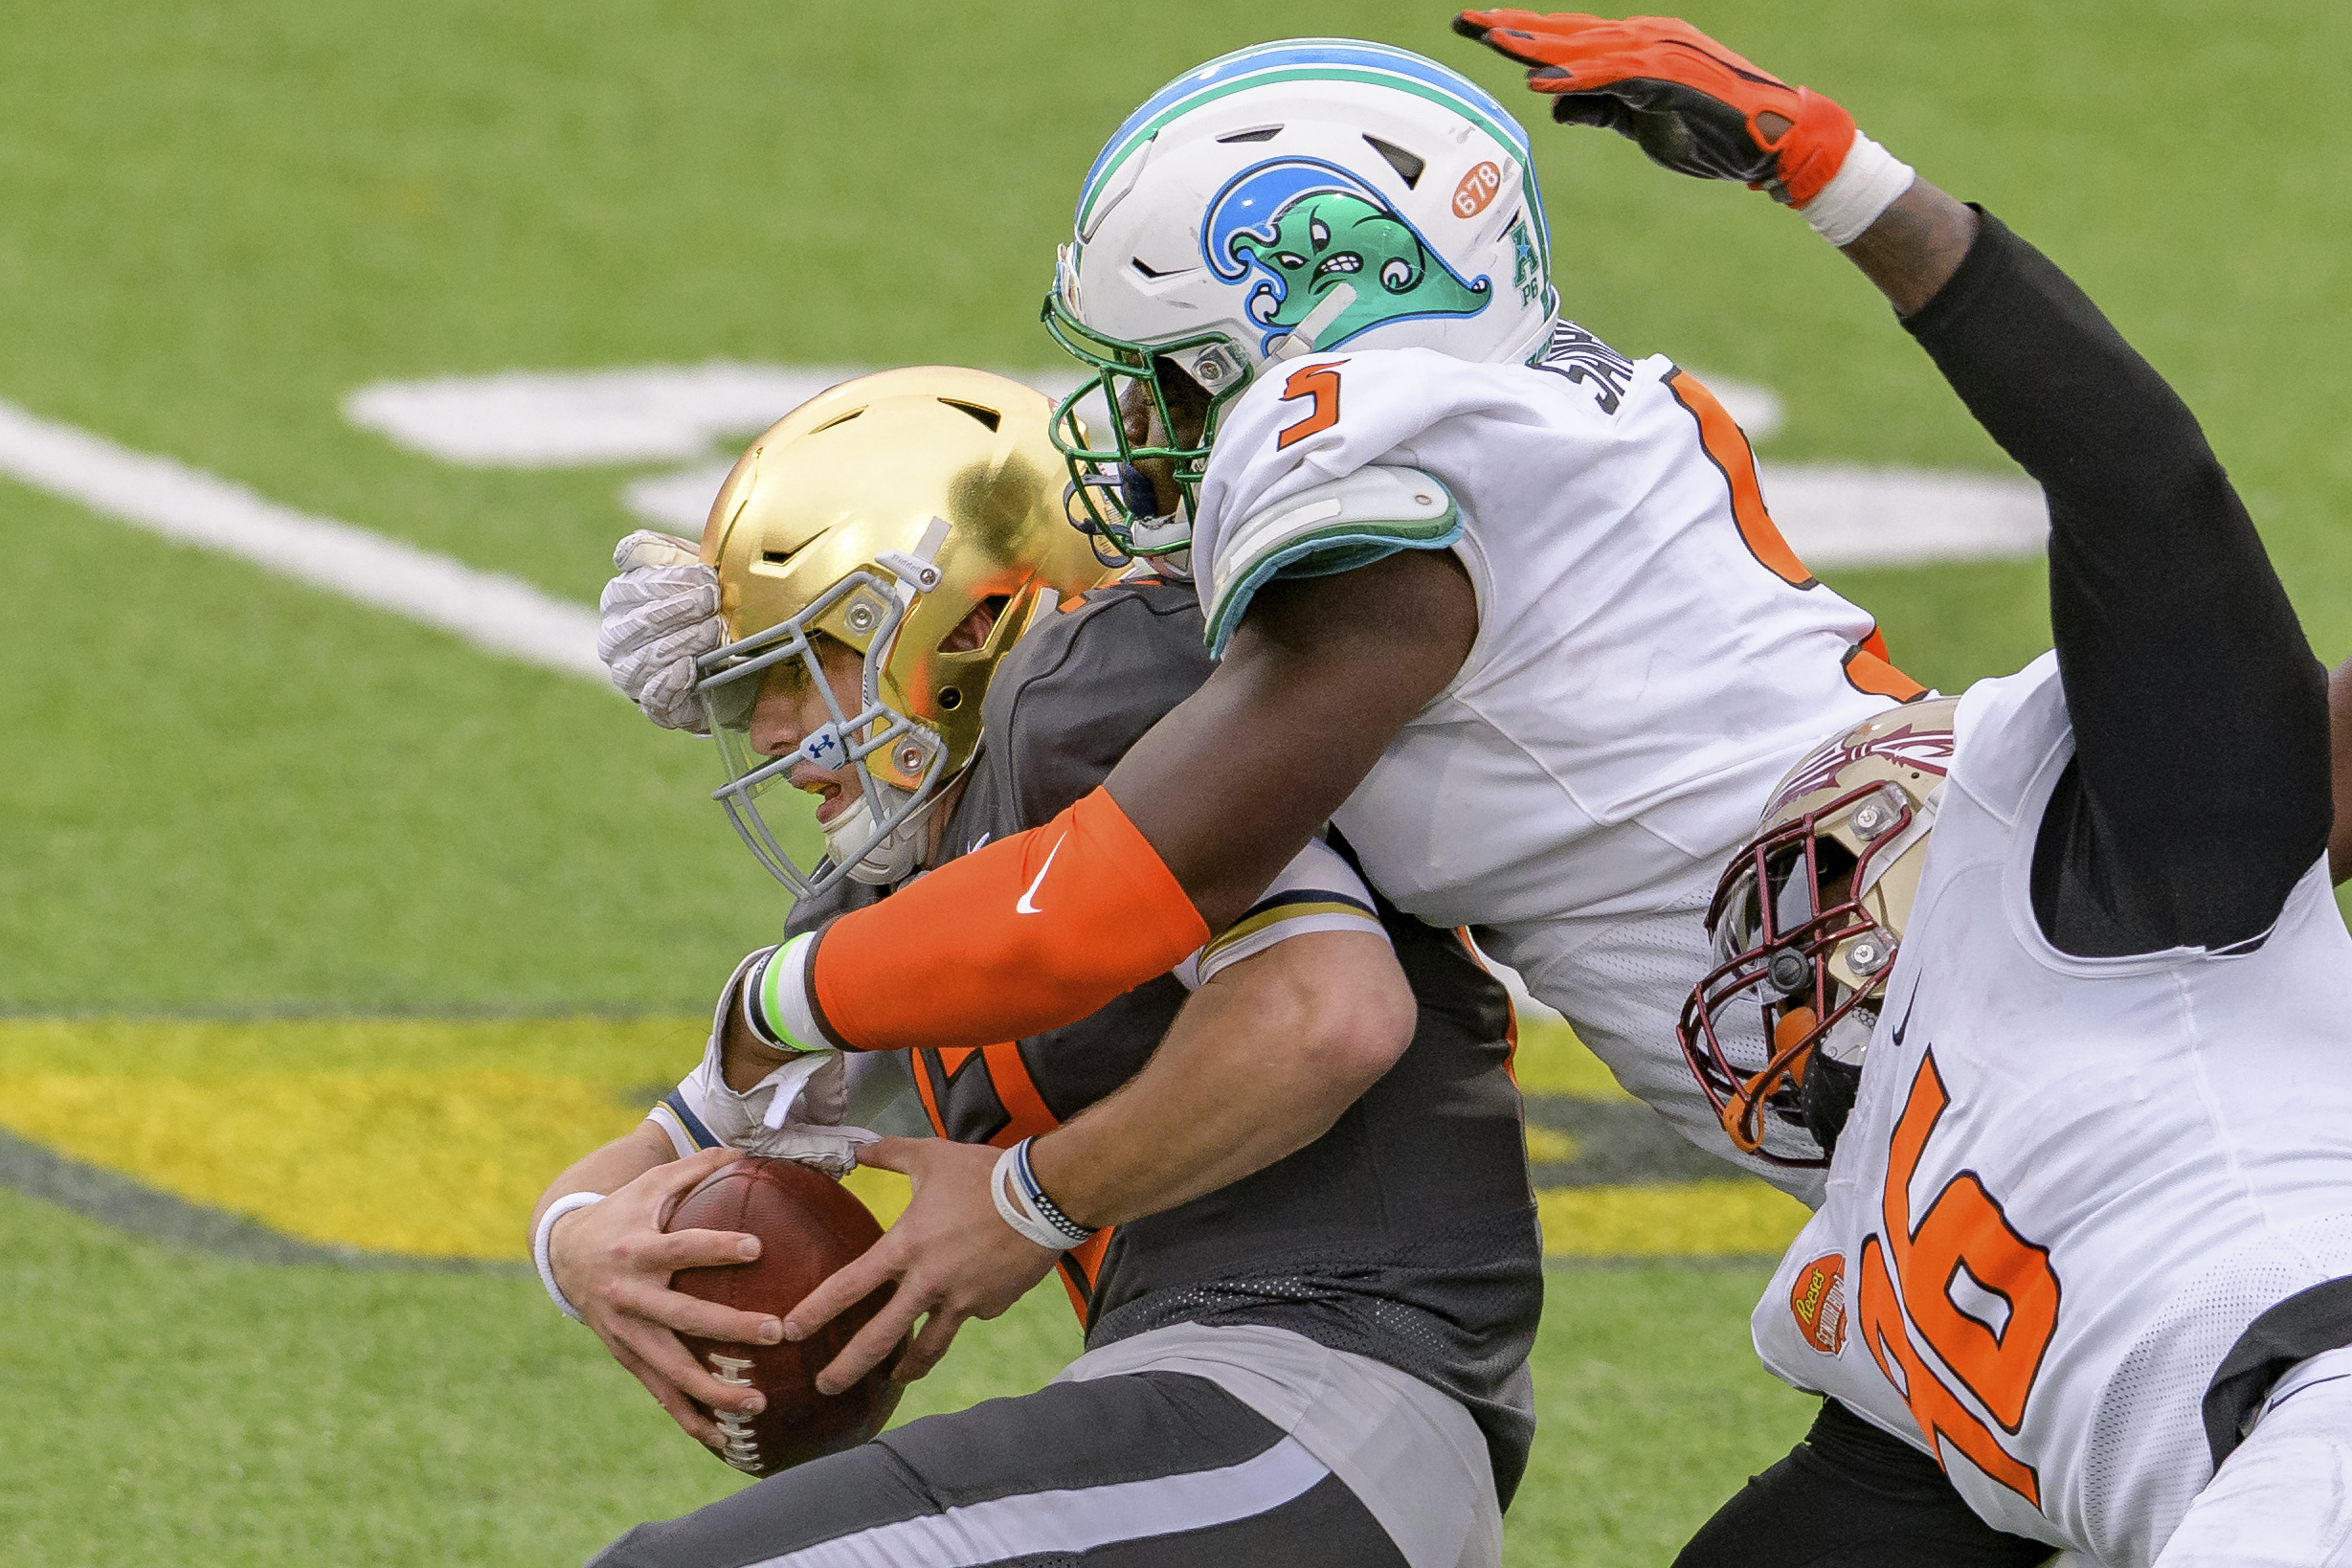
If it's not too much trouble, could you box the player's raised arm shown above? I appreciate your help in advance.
[1464,9,2332,953]
[2333,656,2351,883]
[1455,9,1975,311]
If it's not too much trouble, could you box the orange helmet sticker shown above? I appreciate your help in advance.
[1452,160,1503,218]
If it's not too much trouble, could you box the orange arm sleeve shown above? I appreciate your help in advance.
[808,786,1210,1052]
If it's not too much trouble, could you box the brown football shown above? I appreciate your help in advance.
[666,1156,905,1476]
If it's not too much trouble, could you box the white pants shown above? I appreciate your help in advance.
[2154,1347,2352,1567]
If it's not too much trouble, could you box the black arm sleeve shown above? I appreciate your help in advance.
[1902,212,2330,956]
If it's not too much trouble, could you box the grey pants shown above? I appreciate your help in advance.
[590,1370,1410,1568]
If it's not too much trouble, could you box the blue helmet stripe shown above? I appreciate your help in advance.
[1078,38,1531,227]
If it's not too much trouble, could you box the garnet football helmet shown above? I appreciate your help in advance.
[1679,698,1958,1164]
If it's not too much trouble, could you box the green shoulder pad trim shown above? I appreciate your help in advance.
[1203,468,1461,656]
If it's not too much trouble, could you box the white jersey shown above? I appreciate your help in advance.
[1752,654,2352,1566]
[1192,325,1903,1189]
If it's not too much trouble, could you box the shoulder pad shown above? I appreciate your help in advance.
[1204,466,1459,655]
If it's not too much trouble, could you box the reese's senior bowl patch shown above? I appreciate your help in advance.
[1789,1252,1848,1355]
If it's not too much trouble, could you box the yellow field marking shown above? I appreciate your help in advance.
[841,1165,912,1228]
[0,1071,652,1259]
[1537,1180,1810,1258]
[0,1020,1802,1263]
[1525,1124,1578,1165]
[1514,1017,1634,1102]
[0,1019,931,1254]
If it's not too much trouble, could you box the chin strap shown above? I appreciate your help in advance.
[1123,509,1195,557]
[826,789,940,886]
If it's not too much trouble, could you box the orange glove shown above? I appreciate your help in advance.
[1453,11,1857,208]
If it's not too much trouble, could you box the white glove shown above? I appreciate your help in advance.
[598,530,725,733]
[676,1032,879,1176]
[673,950,878,1178]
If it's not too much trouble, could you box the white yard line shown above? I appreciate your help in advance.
[0,363,2051,699]
[343,363,887,468]
[0,397,604,681]
[1757,461,2046,569]
[340,364,2035,565]
[622,452,2047,566]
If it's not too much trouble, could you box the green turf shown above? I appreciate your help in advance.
[0,481,795,1013]
[0,1187,1804,1567]
[4,0,2346,1007]
[3,0,2348,1561]
[1512,1265,1817,1564]
[0,1186,737,1567]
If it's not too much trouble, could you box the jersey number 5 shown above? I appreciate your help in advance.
[1855,1051,2061,1508]
[1276,363,1342,450]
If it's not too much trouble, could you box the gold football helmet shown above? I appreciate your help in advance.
[693,367,1117,895]
[1679,698,1958,1164]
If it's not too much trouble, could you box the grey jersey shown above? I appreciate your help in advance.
[786,578,1544,1503]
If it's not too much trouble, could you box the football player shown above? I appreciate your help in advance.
[1437,13,2352,1567]
[539,368,1544,1567]
[602,25,2352,1399]
[609,34,1932,1226]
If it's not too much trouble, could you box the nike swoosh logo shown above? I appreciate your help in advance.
[1891,990,1919,1048]
[1015,835,1065,915]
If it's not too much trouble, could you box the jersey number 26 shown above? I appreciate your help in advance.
[1856,1051,2061,1508]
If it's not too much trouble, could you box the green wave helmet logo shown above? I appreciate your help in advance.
[1203,158,1491,355]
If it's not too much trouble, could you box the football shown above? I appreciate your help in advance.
[666,1156,905,1476]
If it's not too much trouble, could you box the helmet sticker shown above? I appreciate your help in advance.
[1450,161,1502,218]
[1771,722,1956,817]
[1507,214,1542,307]
[1202,157,1492,355]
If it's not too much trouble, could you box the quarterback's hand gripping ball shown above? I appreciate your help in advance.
[598,529,725,733]
[1453,11,1857,207]
[664,1157,906,1476]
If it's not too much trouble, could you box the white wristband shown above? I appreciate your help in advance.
[534,1191,606,1321]
[1802,131,1916,248]
[989,1140,1095,1251]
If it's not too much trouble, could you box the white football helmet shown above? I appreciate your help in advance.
[1045,38,1559,558]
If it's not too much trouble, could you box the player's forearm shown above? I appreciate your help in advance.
[528,1120,676,1238]
[772,552,1472,1054]
[2331,657,2351,884]
[1903,211,2327,947]
[1838,178,1978,319]
[1106,548,1479,931]
[1026,931,1416,1230]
